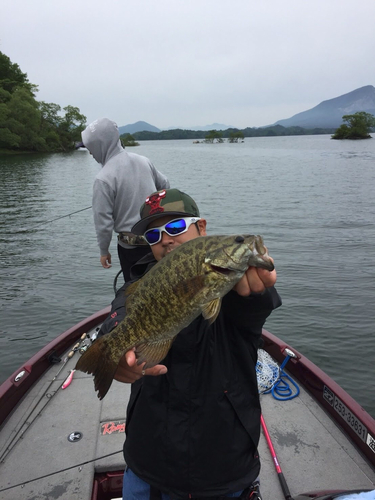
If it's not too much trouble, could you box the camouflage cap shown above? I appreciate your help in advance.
[131,188,200,235]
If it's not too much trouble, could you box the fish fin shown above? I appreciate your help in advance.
[75,336,124,400]
[202,298,222,324]
[135,338,175,369]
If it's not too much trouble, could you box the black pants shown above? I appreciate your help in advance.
[117,244,151,282]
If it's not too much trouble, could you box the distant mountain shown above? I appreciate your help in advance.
[188,123,234,131]
[163,123,234,131]
[274,85,375,129]
[118,121,161,135]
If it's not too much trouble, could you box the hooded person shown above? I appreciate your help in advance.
[81,118,170,281]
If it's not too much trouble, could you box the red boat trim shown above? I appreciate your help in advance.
[91,470,124,500]
[0,307,110,427]
[262,328,375,468]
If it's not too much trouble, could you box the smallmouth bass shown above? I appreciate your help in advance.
[76,234,274,399]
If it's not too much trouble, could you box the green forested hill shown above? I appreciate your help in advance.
[0,51,86,153]
[126,124,335,142]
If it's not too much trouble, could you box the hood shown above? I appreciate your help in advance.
[81,118,123,165]
[129,252,155,280]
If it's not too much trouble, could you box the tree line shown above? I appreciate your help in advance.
[0,51,86,152]
[124,124,336,142]
[125,117,374,143]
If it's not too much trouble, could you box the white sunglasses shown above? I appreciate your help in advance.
[144,217,201,245]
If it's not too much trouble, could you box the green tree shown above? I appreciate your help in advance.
[204,129,223,143]
[0,50,87,152]
[39,101,62,128]
[120,133,139,146]
[38,102,62,150]
[3,87,45,151]
[228,130,244,143]
[0,51,29,93]
[332,111,375,140]
[55,105,87,150]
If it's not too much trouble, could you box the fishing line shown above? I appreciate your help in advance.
[28,205,92,230]
[0,449,123,493]
[5,203,106,300]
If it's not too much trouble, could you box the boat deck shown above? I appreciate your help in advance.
[0,325,374,499]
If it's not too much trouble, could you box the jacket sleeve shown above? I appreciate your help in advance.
[221,287,282,332]
[98,259,156,338]
[149,162,170,190]
[92,178,115,255]
[97,283,129,337]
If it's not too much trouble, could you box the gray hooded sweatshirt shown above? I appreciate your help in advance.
[82,118,170,256]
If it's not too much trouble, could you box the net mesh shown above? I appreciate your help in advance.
[256,349,280,394]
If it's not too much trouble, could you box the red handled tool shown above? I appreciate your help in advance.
[261,414,294,500]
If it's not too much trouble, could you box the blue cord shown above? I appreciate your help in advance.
[264,355,300,401]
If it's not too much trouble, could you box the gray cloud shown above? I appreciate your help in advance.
[1,0,375,129]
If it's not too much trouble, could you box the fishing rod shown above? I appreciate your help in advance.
[261,414,294,500]
[0,449,123,493]
[29,206,92,230]
[0,333,87,463]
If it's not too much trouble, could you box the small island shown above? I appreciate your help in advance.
[120,134,140,147]
[202,130,245,144]
[331,111,375,140]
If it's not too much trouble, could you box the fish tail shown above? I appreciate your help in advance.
[75,336,123,400]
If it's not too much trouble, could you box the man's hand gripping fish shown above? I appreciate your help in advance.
[75,235,274,399]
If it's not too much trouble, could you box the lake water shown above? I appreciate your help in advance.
[1,135,374,417]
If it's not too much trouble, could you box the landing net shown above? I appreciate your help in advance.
[256,349,280,394]
[256,349,300,400]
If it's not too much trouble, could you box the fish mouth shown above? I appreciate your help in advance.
[210,264,239,276]
[262,259,275,271]
[252,256,274,271]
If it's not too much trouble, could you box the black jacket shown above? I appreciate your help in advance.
[100,253,282,499]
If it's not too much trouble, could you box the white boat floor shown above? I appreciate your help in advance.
[0,337,374,499]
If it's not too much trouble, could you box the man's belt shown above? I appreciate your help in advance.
[118,232,148,246]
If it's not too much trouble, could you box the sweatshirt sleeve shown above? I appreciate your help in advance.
[149,162,170,190]
[92,178,115,255]
[221,287,282,333]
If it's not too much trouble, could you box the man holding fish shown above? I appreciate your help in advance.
[77,188,281,499]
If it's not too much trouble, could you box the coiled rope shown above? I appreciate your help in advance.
[256,349,300,401]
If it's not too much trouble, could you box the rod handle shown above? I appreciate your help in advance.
[279,472,293,500]
[68,343,80,358]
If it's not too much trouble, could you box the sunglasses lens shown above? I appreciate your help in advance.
[144,218,194,245]
[165,219,187,235]
[144,229,160,245]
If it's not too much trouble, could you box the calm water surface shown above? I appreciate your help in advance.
[1,135,374,417]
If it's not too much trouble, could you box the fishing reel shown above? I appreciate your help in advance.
[79,344,89,354]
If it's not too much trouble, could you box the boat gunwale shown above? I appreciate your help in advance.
[0,306,111,428]
[262,328,375,470]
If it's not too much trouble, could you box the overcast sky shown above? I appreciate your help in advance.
[1,0,375,130]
